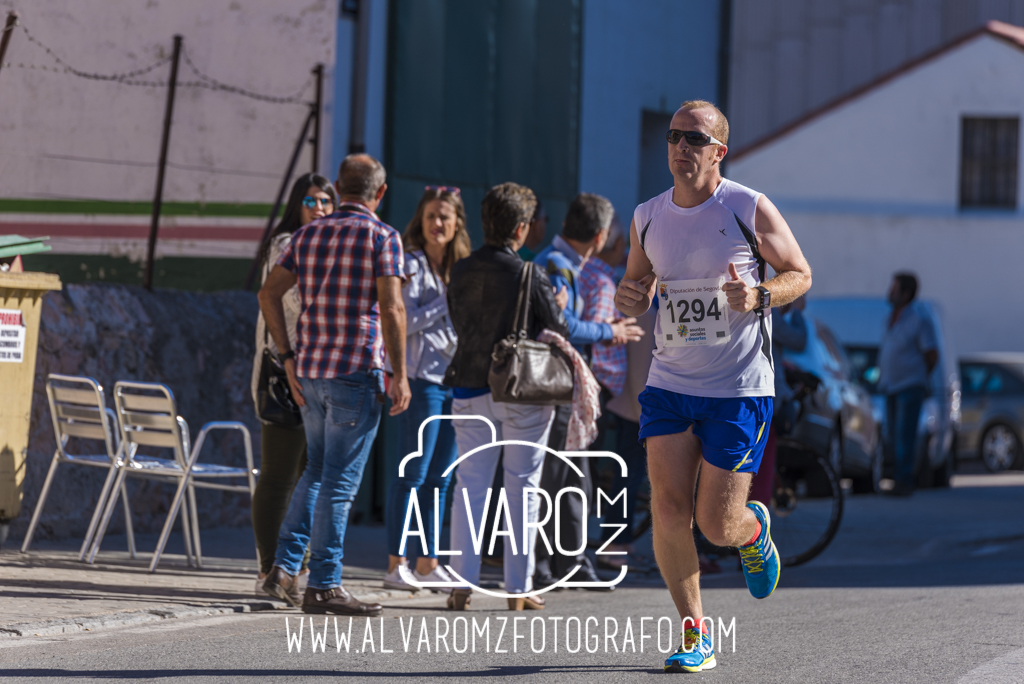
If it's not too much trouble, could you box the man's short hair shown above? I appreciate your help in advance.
[337,154,386,202]
[679,100,729,145]
[894,272,919,301]
[481,182,537,248]
[563,193,614,243]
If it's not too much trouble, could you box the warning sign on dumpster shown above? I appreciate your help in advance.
[0,309,26,363]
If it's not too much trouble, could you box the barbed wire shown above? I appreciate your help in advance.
[181,48,314,105]
[4,20,314,105]
[18,23,173,83]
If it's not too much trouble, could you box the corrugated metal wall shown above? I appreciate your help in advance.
[354,0,584,524]
[729,0,1024,150]
[382,0,582,245]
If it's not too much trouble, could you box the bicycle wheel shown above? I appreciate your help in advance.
[772,451,843,567]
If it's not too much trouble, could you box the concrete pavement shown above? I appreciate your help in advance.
[0,526,438,638]
[1,472,1023,682]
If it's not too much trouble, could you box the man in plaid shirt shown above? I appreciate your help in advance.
[258,154,411,617]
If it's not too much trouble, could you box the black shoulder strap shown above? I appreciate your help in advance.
[732,212,773,370]
[639,218,653,253]
[509,262,532,340]
[733,214,766,283]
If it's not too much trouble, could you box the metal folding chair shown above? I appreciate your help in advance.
[87,380,256,572]
[21,374,136,560]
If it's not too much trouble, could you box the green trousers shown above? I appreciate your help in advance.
[251,422,307,575]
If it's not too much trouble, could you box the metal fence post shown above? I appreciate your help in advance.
[143,35,182,291]
[312,63,323,173]
[0,11,19,81]
[243,106,316,291]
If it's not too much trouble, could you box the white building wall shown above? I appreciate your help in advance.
[784,213,1024,355]
[731,35,1024,210]
[729,0,1024,149]
[0,0,336,205]
[578,0,720,222]
[730,34,1024,356]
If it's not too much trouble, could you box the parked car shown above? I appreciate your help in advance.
[957,353,1024,472]
[781,312,882,493]
[803,298,960,487]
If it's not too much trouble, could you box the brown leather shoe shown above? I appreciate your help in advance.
[263,566,301,607]
[302,586,383,616]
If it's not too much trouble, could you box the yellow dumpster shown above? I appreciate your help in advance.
[0,271,62,546]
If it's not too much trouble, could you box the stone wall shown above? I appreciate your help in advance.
[11,282,262,541]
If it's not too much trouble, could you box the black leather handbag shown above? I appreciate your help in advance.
[488,262,574,406]
[256,327,303,428]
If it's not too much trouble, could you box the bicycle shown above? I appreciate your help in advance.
[588,421,844,567]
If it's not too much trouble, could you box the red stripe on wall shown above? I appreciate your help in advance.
[0,222,264,241]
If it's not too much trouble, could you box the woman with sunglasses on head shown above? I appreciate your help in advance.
[250,173,337,601]
[382,186,471,592]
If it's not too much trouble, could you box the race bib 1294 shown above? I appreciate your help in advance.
[656,277,730,347]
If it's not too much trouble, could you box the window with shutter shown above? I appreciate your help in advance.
[960,117,1019,209]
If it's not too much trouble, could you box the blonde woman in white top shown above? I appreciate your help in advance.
[382,186,471,591]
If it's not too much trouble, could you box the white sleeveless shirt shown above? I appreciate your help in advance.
[635,178,774,398]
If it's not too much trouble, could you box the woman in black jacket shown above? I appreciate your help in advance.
[443,182,569,611]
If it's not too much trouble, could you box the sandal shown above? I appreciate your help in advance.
[508,595,545,610]
[447,588,472,610]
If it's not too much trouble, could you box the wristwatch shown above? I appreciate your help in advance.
[280,350,296,363]
[755,286,771,311]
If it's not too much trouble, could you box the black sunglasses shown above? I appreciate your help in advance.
[666,129,725,147]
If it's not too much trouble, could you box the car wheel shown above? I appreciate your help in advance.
[851,433,883,494]
[827,429,843,478]
[980,424,1021,473]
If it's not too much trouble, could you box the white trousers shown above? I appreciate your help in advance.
[448,395,554,594]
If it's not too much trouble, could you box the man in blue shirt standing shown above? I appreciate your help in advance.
[533,193,643,588]
[534,195,641,351]
[878,272,938,496]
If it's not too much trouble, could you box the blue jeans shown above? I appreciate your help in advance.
[601,418,648,545]
[385,378,458,558]
[886,385,926,489]
[274,371,383,589]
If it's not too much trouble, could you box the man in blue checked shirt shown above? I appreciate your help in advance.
[532,193,644,589]
[258,154,411,617]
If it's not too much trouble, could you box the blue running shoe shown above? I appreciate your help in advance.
[664,627,716,673]
[740,500,780,599]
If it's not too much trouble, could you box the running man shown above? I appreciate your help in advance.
[615,100,812,673]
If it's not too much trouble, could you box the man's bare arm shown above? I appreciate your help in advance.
[614,217,657,317]
[258,265,303,405]
[723,196,813,312]
[377,275,411,415]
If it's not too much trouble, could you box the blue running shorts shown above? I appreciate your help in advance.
[638,386,773,474]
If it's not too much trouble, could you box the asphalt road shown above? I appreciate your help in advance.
[2,475,1023,683]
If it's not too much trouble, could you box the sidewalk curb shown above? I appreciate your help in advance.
[0,587,436,638]
[0,600,280,638]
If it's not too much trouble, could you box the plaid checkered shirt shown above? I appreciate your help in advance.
[276,202,404,379]
[578,256,627,396]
